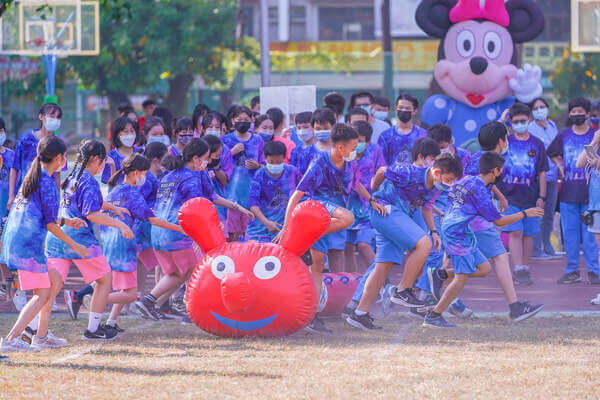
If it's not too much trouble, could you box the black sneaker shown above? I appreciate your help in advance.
[64,289,82,320]
[341,305,356,320]
[82,326,118,342]
[304,315,333,334]
[557,271,581,284]
[423,311,455,328]
[390,288,428,308]
[588,272,600,285]
[408,307,428,319]
[428,267,445,301]
[346,311,382,331]
[181,315,194,325]
[159,302,186,319]
[20,326,37,345]
[105,322,125,333]
[132,299,159,321]
[513,269,533,286]
[509,302,544,322]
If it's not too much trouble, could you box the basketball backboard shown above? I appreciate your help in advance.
[0,0,99,56]
[572,0,600,52]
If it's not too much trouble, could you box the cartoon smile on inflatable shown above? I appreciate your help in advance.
[178,197,331,338]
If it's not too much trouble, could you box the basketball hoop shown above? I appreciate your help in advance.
[26,37,46,49]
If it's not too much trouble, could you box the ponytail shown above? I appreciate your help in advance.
[162,138,209,171]
[62,138,106,192]
[162,155,184,171]
[23,135,67,198]
[22,157,42,199]
[107,153,150,188]
[107,167,126,188]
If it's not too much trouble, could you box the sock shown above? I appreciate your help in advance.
[355,310,367,316]
[88,312,102,332]
[437,269,449,280]
[106,319,117,327]
[144,294,157,304]
[346,299,359,309]
[514,265,528,272]
[509,301,521,312]
[76,285,94,299]
[28,314,40,331]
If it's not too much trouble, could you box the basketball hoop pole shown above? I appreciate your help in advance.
[43,11,74,102]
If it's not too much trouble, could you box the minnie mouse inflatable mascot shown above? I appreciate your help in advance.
[416,0,545,147]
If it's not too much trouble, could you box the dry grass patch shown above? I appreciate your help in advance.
[1,315,599,399]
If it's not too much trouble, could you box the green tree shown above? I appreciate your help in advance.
[550,50,600,103]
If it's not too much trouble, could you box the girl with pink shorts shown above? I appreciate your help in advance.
[0,136,89,352]
[100,153,185,331]
[133,138,254,320]
[44,139,134,342]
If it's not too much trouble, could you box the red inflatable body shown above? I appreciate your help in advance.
[179,198,331,337]
[319,272,361,317]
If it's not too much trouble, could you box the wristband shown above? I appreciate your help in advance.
[521,210,527,219]
[59,217,65,226]
[429,230,438,235]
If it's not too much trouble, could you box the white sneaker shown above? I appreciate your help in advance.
[46,331,68,348]
[12,289,27,311]
[591,294,600,305]
[0,337,34,352]
[31,331,67,350]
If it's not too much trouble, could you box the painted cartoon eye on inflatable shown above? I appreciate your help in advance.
[179,197,330,337]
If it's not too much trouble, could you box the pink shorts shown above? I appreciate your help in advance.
[138,248,159,272]
[225,208,250,235]
[155,248,200,276]
[48,256,111,284]
[18,270,51,291]
[112,270,138,291]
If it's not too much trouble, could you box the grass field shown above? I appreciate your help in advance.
[1,315,599,399]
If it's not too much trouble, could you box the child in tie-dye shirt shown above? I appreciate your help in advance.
[101,116,138,185]
[289,111,319,175]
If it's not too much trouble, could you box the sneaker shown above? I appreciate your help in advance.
[509,302,544,322]
[341,305,355,320]
[82,294,92,311]
[82,326,118,342]
[12,289,27,311]
[513,269,533,286]
[588,272,600,285]
[557,271,581,284]
[428,267,445,301]
[155,307,175,320]
[132,299,159,321]
[104,322,125,333]
[304,315,333,334]
[423,312,455,328]
[21,326,36,345]
[181,315,194,325]
[0,355,9,362]
[408,307,428,320]
[346,311,382,331]
[390,288,429,308]
[159,302,186,319]
[448,298,473,318]
[64,289,82,320]
[591,294,600,305]
[46,331,68,348]
[30,331,68,350]
[0,284,6,299]
[0,337,34,352]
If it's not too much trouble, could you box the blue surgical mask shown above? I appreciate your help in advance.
[372,110,388,121]
[356,142,367,154]
[532,108,548,121]
[343,150,357,162]
[205,130,221,137]
[298,129,313,142]
[359,105,370,113]
[135,174,146,187]
[265,163,284,175]
[259,132,273,142]
[148,135,170,146]
[512,122,528,135]
[315,130,331,142]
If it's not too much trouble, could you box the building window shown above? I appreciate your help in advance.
[290,7,307,41]
[268,7,278,42]
[533,0,570,41]
[318,7,375,41]
[242,6,254,37]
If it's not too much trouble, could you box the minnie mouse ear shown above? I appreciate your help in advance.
[506,0,545,43]
[415,0,458,39]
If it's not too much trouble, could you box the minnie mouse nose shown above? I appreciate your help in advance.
[469,57,488,75]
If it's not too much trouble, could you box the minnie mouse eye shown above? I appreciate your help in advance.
[211,255,235,280]
[456,30,475,58]
[483,31,502,60]
[253,256,281,280]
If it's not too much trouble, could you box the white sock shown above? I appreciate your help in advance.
[106,319,117,327]
[515,265,528,272]
[355,310,367,316]
[28,314,40,331]
[88,312,102,332]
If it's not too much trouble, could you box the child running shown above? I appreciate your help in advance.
[424,152,544,327]
[133,138,254,320]
[0,136,88,351]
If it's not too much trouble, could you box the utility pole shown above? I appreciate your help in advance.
[260,0,271,87]
[382,0,394,101]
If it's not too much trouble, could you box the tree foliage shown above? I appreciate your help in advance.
[550,50,600,103]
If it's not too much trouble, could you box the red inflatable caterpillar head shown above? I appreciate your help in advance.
[178,198,331,337]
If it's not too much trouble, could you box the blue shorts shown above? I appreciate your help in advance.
[312,200,346,253]
[346,228,375,245]
[502,205,540,236]
[371,206,426,264]
[449,249,488,275]
[474,227,507,259]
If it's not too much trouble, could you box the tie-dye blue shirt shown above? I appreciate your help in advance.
[373,163,440,217]
[464,151,483,177]
[529,120,559,182]
[0,148,15,220]
[12,131,67,188]
[134,170,161,252]
[100,184,155,272]
[297,150,360,209]
[434,147,471,212]
[246,165,301,241]
[548,127,596,203]
[101,149,127,184]
[377,124,427,165]
[589,168,600,211]
[209,144,234,195]
[221,132,265,171]
[498,134,548,208]
[289,143,321,175]
[45,169,104,260]
[151,167,216,252]
[348,143,386,228]
[454,146,472,168]
[2,170,58,272]
[442,175,502,256]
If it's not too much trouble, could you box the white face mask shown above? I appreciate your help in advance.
[440,147,451,154]
[45,117,61,132]
[343,150,357,162]
[148,135,170,146]
[135,173,146,187]
[205,130,221,137]
[0,132,6,147]
[120,134,136,148]
[502,141,509,155]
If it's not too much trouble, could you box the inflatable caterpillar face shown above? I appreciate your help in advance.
[416,0,544,108]
[178,198,331,337]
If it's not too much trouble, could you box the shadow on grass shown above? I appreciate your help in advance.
[7,361,282,379]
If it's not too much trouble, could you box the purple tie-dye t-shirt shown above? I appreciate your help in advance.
[377,124,427,165]
[347,143,386,227]
[289,143,321,175]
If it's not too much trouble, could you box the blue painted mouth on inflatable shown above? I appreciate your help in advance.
[210,311,278,331]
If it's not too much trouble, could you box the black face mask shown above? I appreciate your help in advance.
[235,122,251,134]
[208,158,220,169]
[397,110,412,123]
[569,114,587,126]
